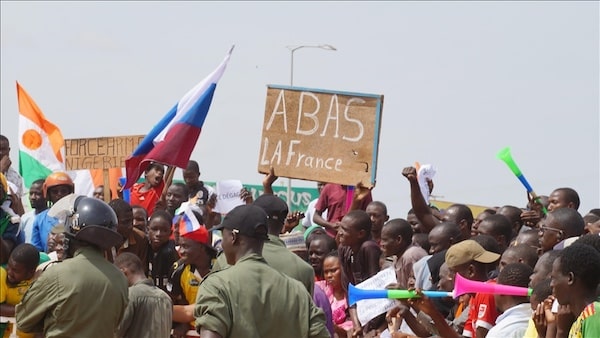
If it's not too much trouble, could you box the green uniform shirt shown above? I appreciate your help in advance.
[16,246,129,338]
[213,235,315,295]
[117,279,173,338]
[195,253,329,338]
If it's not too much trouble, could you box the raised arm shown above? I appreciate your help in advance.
[312,210,338,235]
[402,167,438,233]
[262,167,277,195]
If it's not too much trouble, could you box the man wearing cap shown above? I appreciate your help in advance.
[445,239,501,338]
[212,194,315,295]
[194,204,329,338]
[171,211,217,338]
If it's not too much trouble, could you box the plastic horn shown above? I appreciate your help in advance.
[348,284,452,306]
[496,147,547,215]
[453,273,533,298]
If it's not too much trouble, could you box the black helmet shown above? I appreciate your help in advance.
[51,195,123,250]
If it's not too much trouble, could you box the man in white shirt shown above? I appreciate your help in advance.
[488,262,533,338]
[19,179,47,243]
[302,181,326,229]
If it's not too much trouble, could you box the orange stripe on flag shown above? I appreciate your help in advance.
[16,82,64,163]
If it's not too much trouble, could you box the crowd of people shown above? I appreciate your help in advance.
[1,133,599,338]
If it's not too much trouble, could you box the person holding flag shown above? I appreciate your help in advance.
[123,46,234,196]
[129,162,165,216]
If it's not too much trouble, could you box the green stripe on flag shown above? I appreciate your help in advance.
[19,151,52,187]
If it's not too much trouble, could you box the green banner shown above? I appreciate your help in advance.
[171,180,317,213]
[200,182,315,213]
[243,184,318,213]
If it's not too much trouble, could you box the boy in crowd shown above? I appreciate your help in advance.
[529,250,560,288]
[129,162,165,216]
[313,183,373,238]
[337,210,382,336]
[498,244,538,272]
[0,174,20,264]
[115,252,172,338]
[131,205,148,234]
[0,244,39,338]
[182,160,214,206]
[171,214,217,336]
[551,244,600,337]
[475,214,514,253]
[19,179,46,244]
[365,201,389,244]
[523,279,552,338]
[380,218,427,288]
[147,210,179,294]
[165,183,188,217]
[487,263,533,337]
[413,221,461,290]
[31,171,74,252]
[109,199,149,270]
[547,187,580,212]
[445,239,500,338]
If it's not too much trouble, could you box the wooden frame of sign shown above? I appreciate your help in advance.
[65,135,145,202]
[258,85,384,187]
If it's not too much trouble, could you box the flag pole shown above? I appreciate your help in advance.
[160,165,176,202]
[102,169,111,203]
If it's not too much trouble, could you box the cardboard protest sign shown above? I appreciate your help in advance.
[258,85,383,187]
[65,135,144,170]
[356,267,397,326]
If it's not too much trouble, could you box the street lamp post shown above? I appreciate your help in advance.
[285,44,337,210]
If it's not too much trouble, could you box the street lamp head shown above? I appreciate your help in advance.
[318,44,337,51]
[286,44,338,52]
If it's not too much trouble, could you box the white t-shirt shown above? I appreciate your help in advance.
[302,198,327,228]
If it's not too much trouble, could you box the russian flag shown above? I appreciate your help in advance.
[124,46,234,189]
[179,205,202,235]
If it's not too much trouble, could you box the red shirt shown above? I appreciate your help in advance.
[315,184,373,237]
[130,181,164,215]
[462,280,499,337]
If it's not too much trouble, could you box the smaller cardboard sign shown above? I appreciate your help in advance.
[65,135,145,170]
[356,267,398,326]
[213,179,244,214]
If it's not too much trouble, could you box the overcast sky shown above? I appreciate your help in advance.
[1,1,598,217]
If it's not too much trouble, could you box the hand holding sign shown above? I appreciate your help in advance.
[350,181,374,211]
[262,166,278,195]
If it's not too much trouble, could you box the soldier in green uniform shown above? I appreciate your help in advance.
[16,196,129,338]
[212,194,315,294]
[194,204,329,338]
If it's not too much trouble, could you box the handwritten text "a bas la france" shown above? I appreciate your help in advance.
[260,90,367,171]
